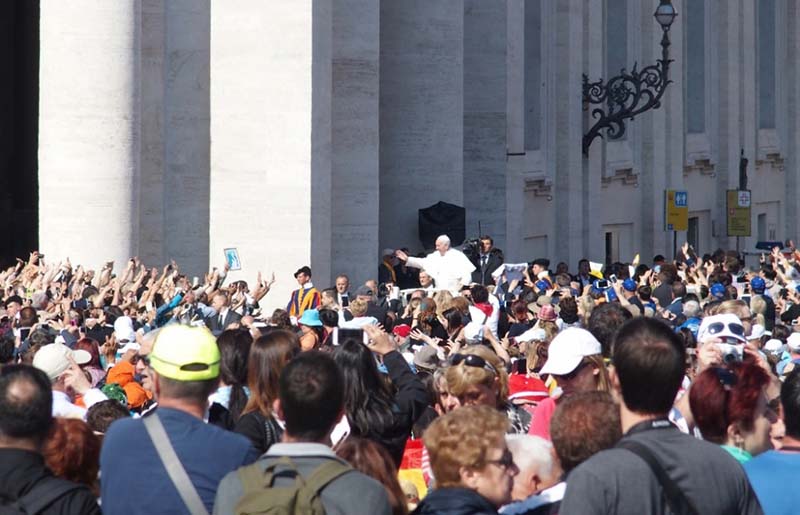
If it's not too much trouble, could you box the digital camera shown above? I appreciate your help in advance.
[716,343,743,364]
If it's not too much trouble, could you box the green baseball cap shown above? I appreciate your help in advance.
[149,325,221,381]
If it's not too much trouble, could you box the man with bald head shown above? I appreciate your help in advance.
[395,235,475,294]
[0,365,101,513]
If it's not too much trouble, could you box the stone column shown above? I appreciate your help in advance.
[464,0,507,249]
[162,0,211,276]
[552,0,586,266]
[330,0,380,287]
[379,0,464,252]
[210,1,332,307]
[39,1,141,268]
[715,0,742,250]
[786,0,800,239]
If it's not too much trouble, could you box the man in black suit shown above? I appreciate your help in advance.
[471,235,504,286]
[205,292,242,336]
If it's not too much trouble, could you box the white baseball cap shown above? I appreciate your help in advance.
[517,327,547,343]
[787,333,800,352]
[749,324,767,340]
[114,316,136,343]
[33,343,92,381]
[764,339,786,354]
[697,313,746,344]
[539,328,602,376]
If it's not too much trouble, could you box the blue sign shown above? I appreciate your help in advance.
[674,191,687,207]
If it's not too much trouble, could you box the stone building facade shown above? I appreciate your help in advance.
[33,0,800,305]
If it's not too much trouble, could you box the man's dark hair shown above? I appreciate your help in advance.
[480,235,493,245]
[0,365,53,443]
[558,296,579,324]
[104,305,124,324]
[318,308,339,328]
[772,324,792,343]
[612,318,685,415]
[18,306,38,328]
[588,303,632,357]
[657,264,678,285]
[470,284,490,304]
[637,285,652,301]
[0,333,15,364]
[653,255,665,263]
[4,295,23,308]
[279,351,343,441]
[157,376,218,404]
[761,267,777,281]
[782,369,800,439]
[29,328,54,347]
[672,282,687,299]
[86,399,130,434]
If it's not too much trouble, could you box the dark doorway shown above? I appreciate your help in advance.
[0,1,39,267]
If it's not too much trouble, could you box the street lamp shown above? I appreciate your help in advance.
[582,0,677,155]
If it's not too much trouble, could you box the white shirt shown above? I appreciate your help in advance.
[52,388,108,420]
[406,249,476,294]
[339,316,379,329]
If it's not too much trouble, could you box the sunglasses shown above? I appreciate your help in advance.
[485,449,515,471]
[136,355,151,367]
[450,353,497,375]
[705,322,745,338]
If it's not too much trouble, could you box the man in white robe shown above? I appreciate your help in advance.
[395,235,475,294]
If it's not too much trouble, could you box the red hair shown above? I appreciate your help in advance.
[74,337,101,369]
[42,418,101,494]
[689,362,770,444]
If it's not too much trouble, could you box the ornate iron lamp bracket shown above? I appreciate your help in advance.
[582,30,673,155]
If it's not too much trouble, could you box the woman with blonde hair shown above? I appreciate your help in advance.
[445,345,531,433]
[433,290,454,317]
[527,327,610,441]
[412,406,518,514]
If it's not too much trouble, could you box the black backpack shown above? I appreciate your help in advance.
[0,477,82,515]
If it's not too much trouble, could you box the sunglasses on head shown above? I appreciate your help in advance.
[705,322,745,337]
[450,353,497,375]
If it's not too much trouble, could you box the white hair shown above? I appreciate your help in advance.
[435,235,451,246]
[506,434,554,478]
[683,300,701,318]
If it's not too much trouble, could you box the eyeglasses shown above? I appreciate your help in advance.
[485,449,515,471]
[554,360,589,381]
[705,322,745,338]
[136,355,151,367]
[450,353,497,375]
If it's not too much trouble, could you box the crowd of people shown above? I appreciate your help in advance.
[1,236,799,514]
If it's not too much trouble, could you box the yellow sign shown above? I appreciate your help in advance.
[727,190,751,237]
[664,190,688,231]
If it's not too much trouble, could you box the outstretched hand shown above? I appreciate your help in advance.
[363,324,397,356]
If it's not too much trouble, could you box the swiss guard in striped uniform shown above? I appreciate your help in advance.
[287,266,321,318]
